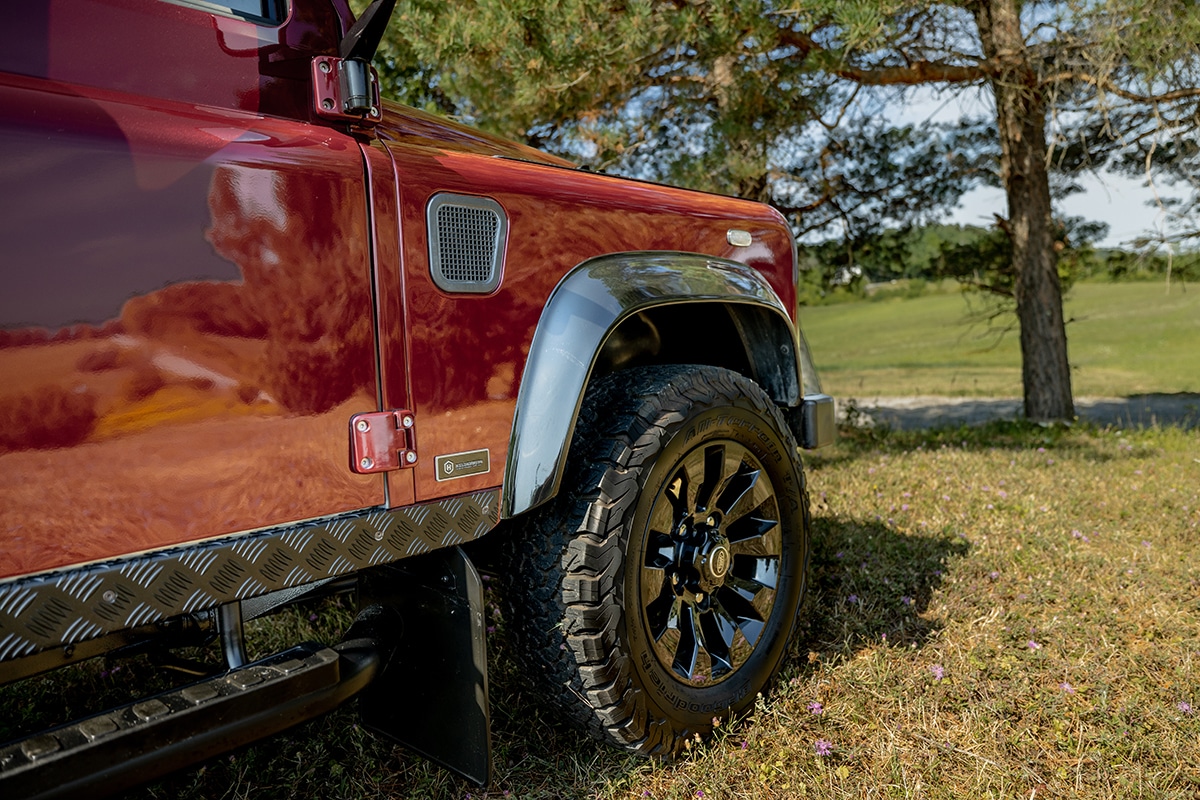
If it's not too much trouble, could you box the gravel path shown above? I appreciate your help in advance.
[841,394,1200,430]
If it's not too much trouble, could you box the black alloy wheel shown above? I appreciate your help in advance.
[502,364,811,755]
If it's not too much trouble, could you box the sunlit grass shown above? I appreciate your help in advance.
[802,281,1200,398]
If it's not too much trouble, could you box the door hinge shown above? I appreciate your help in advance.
[350,410,417,474]
[312,56,383,123]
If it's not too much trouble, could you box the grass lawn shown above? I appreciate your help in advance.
[801,281,1200,398]
[7,421,1195,799]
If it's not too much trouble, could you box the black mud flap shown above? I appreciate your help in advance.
[358,546,491,785]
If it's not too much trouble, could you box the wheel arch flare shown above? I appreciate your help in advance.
[502,252,804,519]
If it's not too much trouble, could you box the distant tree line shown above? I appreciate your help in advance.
[797,222,1200,306]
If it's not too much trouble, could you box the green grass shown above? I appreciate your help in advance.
[5,421,1197,799]
[801,281,1200,398]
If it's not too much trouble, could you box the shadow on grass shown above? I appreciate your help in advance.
[804,417,1161,469]
[795,516,971,660]
[843,393,1200,432]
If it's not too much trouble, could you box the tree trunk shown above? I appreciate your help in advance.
[975,0,1075,422]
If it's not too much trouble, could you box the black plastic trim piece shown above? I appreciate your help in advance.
[359,548,492,785]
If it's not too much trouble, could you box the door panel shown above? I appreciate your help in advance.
[0,2,383,579]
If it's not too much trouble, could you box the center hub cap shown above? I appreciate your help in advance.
[706,544,730,580]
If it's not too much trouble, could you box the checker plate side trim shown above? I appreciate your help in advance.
[0,490,498,664]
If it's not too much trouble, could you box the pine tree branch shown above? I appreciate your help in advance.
[774,28,988,86]
[1041,72,1200,104]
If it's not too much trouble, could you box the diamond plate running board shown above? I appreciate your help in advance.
[0,490,498,670]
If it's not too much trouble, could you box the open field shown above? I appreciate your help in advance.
[801,281,1200,398]
[5,420,1196,799]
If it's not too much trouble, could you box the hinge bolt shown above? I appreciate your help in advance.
[319,61,331,74]
[360,457,374,470]
[356,419,370,433]
[401,415,414,429]
[405,451,417,464]
[321,98,334,111]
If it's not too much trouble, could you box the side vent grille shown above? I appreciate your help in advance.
[427,193,507,293]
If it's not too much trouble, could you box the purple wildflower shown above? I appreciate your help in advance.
[1179,701,1194,715]
[807,701,824,715]
[901,595,913,606]
[847,594,858,604]
[930,664,945,680]
[1027,640,1041,650]
[1060,682,1075,694]
[814,739,834,757]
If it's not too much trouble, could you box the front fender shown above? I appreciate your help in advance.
[502,252,801,518]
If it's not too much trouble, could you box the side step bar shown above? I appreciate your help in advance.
[0,639,380,800]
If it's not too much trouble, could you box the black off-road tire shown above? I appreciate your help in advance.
[501,365,811,755]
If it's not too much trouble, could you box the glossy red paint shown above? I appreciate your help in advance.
[0,0,799,579]
[0,1,383,579]
[375,105,796,504]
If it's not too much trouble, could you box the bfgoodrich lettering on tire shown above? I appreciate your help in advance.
[502,364,811,755]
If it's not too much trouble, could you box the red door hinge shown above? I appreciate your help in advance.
[350,410,417,474]
[312,56,383,124]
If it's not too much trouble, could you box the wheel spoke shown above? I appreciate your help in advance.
[694,444,726,511]
[715,463,759,517]
[644,529,675,569]
[731,554,779,590]
[672,603,700,678]
[698,607,736,677]
[715,584,767,646]
[664,466,690,524]
[645,584,678,641]
[726,513,777,545]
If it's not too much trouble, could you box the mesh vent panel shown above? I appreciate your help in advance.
[434,203,501,286]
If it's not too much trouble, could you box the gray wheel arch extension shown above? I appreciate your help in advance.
[502,251,807,519]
